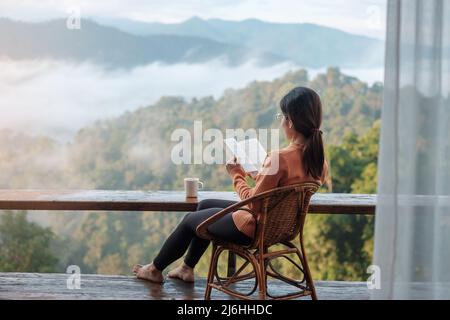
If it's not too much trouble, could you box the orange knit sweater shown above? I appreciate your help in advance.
[229,142,329,238]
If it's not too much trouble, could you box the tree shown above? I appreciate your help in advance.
[0,211,58,272]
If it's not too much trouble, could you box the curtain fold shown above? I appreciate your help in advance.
[373,0,450,299]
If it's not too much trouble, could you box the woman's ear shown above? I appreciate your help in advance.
[288,118,293,129]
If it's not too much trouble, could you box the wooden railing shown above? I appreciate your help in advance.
[0,189,376,214]
[0,189,376,276]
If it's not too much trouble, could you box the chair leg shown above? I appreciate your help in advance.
[304,262,317,300]
[257,248,267,300]
[227,251,236,278]
[306,267,318,301]
[298,240,317,300]
[204,244,217,300]
[310,285,318,300]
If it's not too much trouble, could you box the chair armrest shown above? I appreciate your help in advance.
[195,182,321,241]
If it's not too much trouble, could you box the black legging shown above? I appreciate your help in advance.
[153,199,253,271]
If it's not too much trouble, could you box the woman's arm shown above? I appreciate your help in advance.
[226,152,285,201]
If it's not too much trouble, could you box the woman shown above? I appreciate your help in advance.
[132,86,329,283]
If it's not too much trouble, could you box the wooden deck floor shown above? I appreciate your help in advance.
[0,273,369,300]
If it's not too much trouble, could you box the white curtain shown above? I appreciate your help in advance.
[373,0,450,299]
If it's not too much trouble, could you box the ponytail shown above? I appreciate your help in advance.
[303,128,325,180]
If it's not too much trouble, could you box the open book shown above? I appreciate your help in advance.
[224,137,268,174]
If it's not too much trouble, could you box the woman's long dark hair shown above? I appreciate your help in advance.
[280,87,325,180]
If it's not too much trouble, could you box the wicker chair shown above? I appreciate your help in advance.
[196,182,321,300]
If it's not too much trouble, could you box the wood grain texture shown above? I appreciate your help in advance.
[0,190,376,215]
[0,273,370,300]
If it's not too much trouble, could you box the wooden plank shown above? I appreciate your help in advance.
[0,190,376,215]
[0,272,370,300]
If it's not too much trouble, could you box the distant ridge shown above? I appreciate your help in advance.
[94,16,384,68]
[0,17,383,69]
[0,17,284,68]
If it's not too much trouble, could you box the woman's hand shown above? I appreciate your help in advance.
[248,171,258,180]
[226,156,244,175]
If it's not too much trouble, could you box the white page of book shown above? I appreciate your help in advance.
[238,138,267,172]
[224,138,266,173]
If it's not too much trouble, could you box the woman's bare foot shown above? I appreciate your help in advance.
[132,263,164,283]
[167,262,195,283]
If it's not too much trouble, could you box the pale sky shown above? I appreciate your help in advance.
[0,0,387,39]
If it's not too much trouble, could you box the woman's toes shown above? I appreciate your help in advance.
[167,266,182,278]
[167,268,178,278]
[168,266,195,282]
[136,264,164,283]
[132,264,143,274]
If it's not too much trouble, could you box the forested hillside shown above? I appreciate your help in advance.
[0,68,382,280]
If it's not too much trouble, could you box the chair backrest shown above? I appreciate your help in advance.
[253,182,320,247]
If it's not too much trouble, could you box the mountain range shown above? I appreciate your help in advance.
[0,17,383,69]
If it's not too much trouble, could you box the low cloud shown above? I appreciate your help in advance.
[0,58,383,142]
[0,58,300,141]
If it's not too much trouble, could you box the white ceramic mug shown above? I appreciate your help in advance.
[184,178,204,198]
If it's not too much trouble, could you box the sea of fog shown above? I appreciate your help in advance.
[0,58,384,142]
